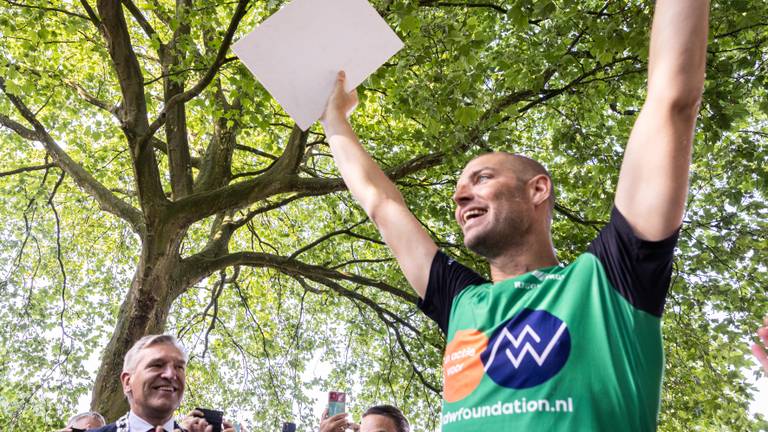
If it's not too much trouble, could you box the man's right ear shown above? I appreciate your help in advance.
[528,174,552,207]
[120,371,132,396]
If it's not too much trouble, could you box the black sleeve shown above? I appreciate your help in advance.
[587,206,680,317]
[418,251,488,334]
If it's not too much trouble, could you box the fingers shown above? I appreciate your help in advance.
[319,414,349,432]
[322,70,359,125]
[222,419,235,432]
[327,413,348,422]
[186,417,210,432]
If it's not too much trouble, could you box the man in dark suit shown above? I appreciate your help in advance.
[90,334,233,432]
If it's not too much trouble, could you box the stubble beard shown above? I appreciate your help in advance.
[464,211,529,260]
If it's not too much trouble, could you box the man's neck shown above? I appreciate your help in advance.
[487,237,559,282]
[130,408,174,428]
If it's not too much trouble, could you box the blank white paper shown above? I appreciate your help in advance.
[232,0,404,130]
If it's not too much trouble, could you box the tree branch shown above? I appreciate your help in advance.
[419,0,506,14]
[175,144,447,228]
[292,276,422,338]
[267,125,309,175]
[144,0,251,139]
[0,163,57,178]
[151,136,200,168]
[289,219,368,260]
[120,0,157,40]
[381,312,441,395]
[97,0,149,133]
[158,0,196,199]
[193,79,238,193]
[553,203,605,230]
[97,0,167,211]
[0,112,40,141]
[182,251,418,304]
[4,0,90,20]
[1,77,144,233]
[79,0,102,28]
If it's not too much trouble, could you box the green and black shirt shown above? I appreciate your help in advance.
[418,207,679,431]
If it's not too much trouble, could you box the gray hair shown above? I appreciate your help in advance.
[67,412,106,427]
[122,334,188,373]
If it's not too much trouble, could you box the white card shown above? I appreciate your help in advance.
[232,0,404,130]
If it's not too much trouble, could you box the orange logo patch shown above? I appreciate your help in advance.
[443,329,488,402]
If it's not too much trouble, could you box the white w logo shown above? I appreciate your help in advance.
[484,323,568,371]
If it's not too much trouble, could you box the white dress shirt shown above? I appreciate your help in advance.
[128,411,176,432]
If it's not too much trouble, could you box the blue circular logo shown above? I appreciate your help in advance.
[480,309,571,389]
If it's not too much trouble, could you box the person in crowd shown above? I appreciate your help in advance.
[320,405,409,432]
[90,334,234,432]
[753,316,768,374]
[320,0,709,430]
[57,411,107,431]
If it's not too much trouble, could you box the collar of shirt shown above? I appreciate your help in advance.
[128,411,176,432]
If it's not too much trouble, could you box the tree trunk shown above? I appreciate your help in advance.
[90,222,186,421]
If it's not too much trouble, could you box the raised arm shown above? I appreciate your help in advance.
[320,72,437,298]
[615,0,710,240]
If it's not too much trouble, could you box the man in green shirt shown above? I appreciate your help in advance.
[320,0,710,430]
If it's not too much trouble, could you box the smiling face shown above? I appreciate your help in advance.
[121,343,186,423]
[453,153,549,259]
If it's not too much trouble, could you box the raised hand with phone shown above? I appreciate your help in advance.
[320,391,354,432]
[179,408,238,432]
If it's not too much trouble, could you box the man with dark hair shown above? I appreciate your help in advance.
[360,406,409,432]
[319,405,409,432]
[320,0,710,430]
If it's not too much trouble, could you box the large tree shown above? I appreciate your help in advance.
[1,0,766,430]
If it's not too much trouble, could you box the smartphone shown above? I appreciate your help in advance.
[327,391,346,417]
[195,407,224,432]
[282,422,297,432]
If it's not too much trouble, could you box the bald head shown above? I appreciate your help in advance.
[469,152,555,212]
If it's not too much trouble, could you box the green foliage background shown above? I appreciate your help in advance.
[1,0,767,430]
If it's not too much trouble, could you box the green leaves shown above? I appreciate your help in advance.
[1,0,767,430]
[400,14,420,33]
[454,105,481,126]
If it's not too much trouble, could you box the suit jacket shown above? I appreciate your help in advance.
[90,421,183,432]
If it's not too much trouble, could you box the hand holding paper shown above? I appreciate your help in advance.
[320,71,359,132]
[232,0,403,130]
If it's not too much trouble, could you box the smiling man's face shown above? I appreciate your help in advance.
[121,343,186,423]
[453,153,534,258]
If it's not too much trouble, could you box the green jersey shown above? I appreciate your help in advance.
[419,207,679,431]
